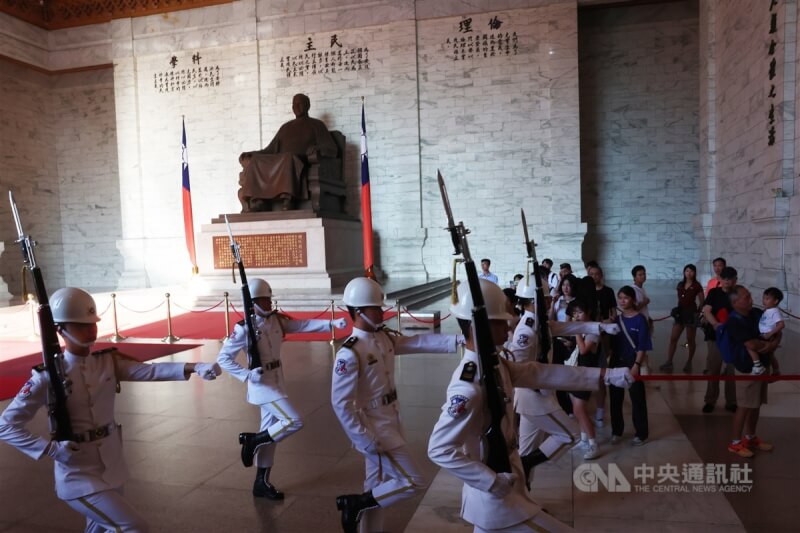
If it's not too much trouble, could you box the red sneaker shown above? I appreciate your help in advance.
[728,441,754,458]
[743,436,773,452]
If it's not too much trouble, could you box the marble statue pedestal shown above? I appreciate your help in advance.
[192,211,364,301]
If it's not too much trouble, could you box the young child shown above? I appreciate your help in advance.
[0,287,220,532]
[567,299,602,459]
[217,277,348,499]
[749,287,784,375]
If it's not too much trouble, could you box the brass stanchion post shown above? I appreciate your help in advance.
[221,292,231,342]
[161,292,181,343]
[329,299,336,360]
[109,293,127,342]
[396,299,401,334]
[27,293,39,340]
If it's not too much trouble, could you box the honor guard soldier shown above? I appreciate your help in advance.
[217,278,347,499]
[0,287,221,532]
[509,284,621,484]
[428,279,633,532]
[331,277,462,533]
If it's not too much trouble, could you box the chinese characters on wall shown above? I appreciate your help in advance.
[153,53,221,94]
[445,15,519,61]
[767,0,780,146]
[280,34,370,78]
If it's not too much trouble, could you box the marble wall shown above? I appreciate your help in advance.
[0,0,797,317]
[700,0,799,320]
[579,1,701,281]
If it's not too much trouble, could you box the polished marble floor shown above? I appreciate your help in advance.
[0,281,797,532]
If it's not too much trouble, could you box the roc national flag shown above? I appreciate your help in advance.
[181,118,198,274]
[360,99,375,278]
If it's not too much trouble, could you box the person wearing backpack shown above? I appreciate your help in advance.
[700,266,738,413]
[711,286,780,458]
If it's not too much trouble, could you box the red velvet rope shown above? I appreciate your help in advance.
[401,307,452,323]
[636,374,800,381]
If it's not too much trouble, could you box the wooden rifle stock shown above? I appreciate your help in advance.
[438,172,511,474]
[9,192,74,441]
[520,209,551,364]
[224,216,263,370]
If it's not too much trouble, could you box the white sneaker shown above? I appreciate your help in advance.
[610,435,622,444]
[632,437,647,447]
[583,443,601,460]
[572,439,588,450]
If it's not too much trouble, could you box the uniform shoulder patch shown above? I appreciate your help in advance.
[334,358,350,376]
[17,379,35,399]
[447,394,469,418]
[525,317,535,328]
[516,333,530,348]
[459,361,477,382]
[32,363,46,373]
[343,336,358,349]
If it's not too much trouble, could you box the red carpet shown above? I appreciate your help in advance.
[116,310,397,342]
[0,341,202,401]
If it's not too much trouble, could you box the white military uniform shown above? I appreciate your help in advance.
[508,312,597,460]
[332,326,460,532]
[217,313,332,468]
[428,348,602,532]
[0,349,188,532]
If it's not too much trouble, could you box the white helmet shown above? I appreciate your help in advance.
[248,278,272,299]
[51,288,101,324]
[515,281,537,300]
[343,277,384,307]
[451,278,514,321]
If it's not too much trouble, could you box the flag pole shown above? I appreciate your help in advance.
[182,115,199,275]
[360,97,376,281]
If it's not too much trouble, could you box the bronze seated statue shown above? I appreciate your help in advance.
[238,94,347,215]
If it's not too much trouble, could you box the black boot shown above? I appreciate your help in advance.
[239,430,274,467]
[520,448,549,489]
[335,491,379,533]
[253,467,284,500]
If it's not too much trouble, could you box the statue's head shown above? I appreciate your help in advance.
[292,94,311,118]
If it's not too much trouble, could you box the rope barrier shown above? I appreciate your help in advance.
[116,299,165,313]
[96,299,113,317]
[172,299,225,313]
[636,373,800,382]
[278,306,332,320]
[229,302,244,320]
[779,307,800,320]
[401,307,452,323]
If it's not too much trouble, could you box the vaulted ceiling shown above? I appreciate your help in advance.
[0,0,234,30]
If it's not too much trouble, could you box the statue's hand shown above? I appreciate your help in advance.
[306,145,319,163]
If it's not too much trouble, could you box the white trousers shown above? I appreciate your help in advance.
[518,411,579,459]
[360,444,427,533]
[255,397,304,468]
[65,487,148,533]
[474,510,574,532]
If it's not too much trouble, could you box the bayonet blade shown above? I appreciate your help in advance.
[9,191,24,241]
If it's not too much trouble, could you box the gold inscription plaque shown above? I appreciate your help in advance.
[213,233,307,269]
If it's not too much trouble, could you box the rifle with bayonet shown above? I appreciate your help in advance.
[520,209,551,364]
[224,215,262,370]
[9,191,74,441]
[437,171,511,474]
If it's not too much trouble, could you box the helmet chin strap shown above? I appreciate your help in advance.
[254,302,276,318]
[58,328,95,349]
[358,310,382,331]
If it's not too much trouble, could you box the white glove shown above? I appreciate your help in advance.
[456,335,466,346]
[604,367,634,388]
[46,440,85,465]
[247,368,264,384]
[489,472,517,498]
[751,361,766,376]
[600,323,620,335]
[332,318,348,329]
[195,363,221,380]
[362,438,383,455]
